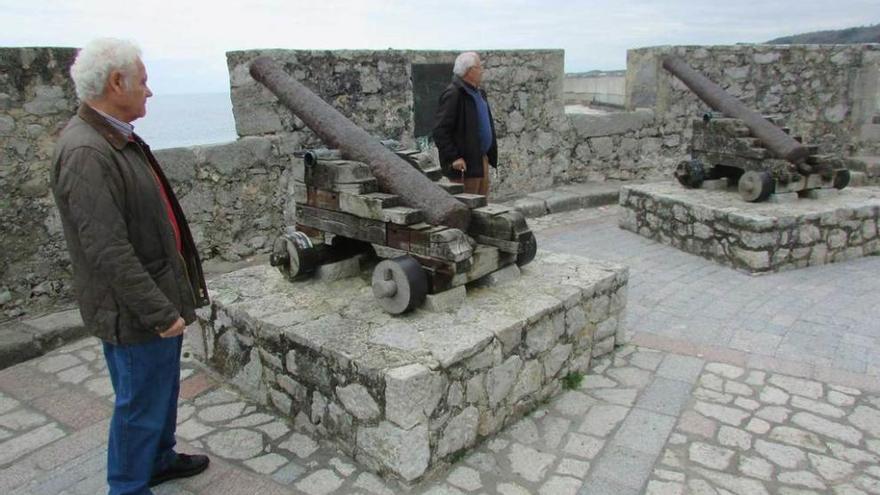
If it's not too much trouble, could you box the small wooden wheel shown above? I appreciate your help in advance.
[270,231,319,281]
[371,256,428,314]
[674,159,706,189]
[738,171,774,202]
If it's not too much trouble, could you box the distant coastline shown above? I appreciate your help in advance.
[136,92,238,150]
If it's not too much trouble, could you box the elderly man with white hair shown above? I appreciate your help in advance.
[51,38,210,495]
[432,51,498,196]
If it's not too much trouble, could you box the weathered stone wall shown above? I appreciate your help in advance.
[626,44,880,157]
[226,49,570,200]
[0,48,78,317]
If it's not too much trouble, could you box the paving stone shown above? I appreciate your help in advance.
[578,404,629,437]
[0,422,66,465]
[271,461,308,485]
[655,355,704,383]
[244,453,289,474]
[636,377,693,416]
[676,410,717,439]
[198,401,247,422]
[562,432,604,459]
[718,425,752,450]
[557,458,590,477]
[769,426,827,452]
[204,428,264,460]
[508,443,555,482]
[327,457,355,477]
[0,409,48,430]
[552,391,597,416]
[278,432,319,459]
[847,405,880,437]
[645,479,684,495]
[693,401,750,426]
[754,439,807,468]
[446,465,482,492]
[756,405,791,423]
[738,454,775,481]
[705,362,745,379]
[792,412,863,445]
[352,472,394,495]
[36,354,81,374]
[778,470,828,490]
[539,475,581,495]
[539,415,571,450]
[177,418,214,440]
[256,420,290,440]
[688,442,735,470]
[613,409,676,455]
[577,476,641,495]
[760,385,790,405]
[507,417,539,444]
[691,466,770,495]
[768,375,824,399]
[807,452,854,481]
[294,468,343,495]
[588,445,654,491]
[606,366,653,388]
[498,482,533,495]
[587,387,638,406]
[827,390,856,407]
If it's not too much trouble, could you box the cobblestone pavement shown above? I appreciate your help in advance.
[1,205,879,495]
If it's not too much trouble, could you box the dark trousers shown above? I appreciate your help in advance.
[103,335,182,495]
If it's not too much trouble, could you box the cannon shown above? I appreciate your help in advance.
[663,56,850,202]
[250,57,537,314]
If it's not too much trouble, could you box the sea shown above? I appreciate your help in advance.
[135,93,238,150]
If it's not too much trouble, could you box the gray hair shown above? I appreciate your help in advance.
[70,38,142,101]
[453,52,480,78]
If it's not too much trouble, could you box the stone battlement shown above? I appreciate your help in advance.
[191,252,628,481]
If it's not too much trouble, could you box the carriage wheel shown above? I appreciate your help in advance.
[674,159,706,188]
[270,231,319,281]
[738,171,774,202]
[371,256,428,314]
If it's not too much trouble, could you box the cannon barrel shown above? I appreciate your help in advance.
[662,56,810,164]
[249,56,470,231]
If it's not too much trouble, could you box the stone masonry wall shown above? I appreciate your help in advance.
[0,48,79,317]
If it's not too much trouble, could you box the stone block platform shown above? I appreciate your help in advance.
[192,252,627,482]
[619,182,880,273]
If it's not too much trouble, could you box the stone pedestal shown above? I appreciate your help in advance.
[619,182,880,273]
[192,252,627,482]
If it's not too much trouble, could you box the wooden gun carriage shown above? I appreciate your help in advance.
[664,56,851,202]
[250,57,537,314]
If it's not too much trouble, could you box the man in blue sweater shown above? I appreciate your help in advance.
[433,52,498,196]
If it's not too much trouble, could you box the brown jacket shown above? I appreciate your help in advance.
[51,104,209,345]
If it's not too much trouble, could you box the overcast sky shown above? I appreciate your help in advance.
[2,0,878,95]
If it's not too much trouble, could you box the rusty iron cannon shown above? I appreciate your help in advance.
[250,57,537,314]
[662,56,850,202]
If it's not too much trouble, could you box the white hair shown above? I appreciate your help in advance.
[453,52,480,78]
[70,38,142,101]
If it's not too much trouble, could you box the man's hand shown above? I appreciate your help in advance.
[159,317,186,338]
[452,158,466,172]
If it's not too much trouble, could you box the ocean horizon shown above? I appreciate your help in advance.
[135,92,238,150]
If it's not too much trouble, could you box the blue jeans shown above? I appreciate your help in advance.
[103,335,182,495]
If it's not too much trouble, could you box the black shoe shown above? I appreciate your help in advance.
[149,453,210,487]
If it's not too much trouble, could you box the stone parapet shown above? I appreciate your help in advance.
[193,252,628,482]
[619,182,880,273]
